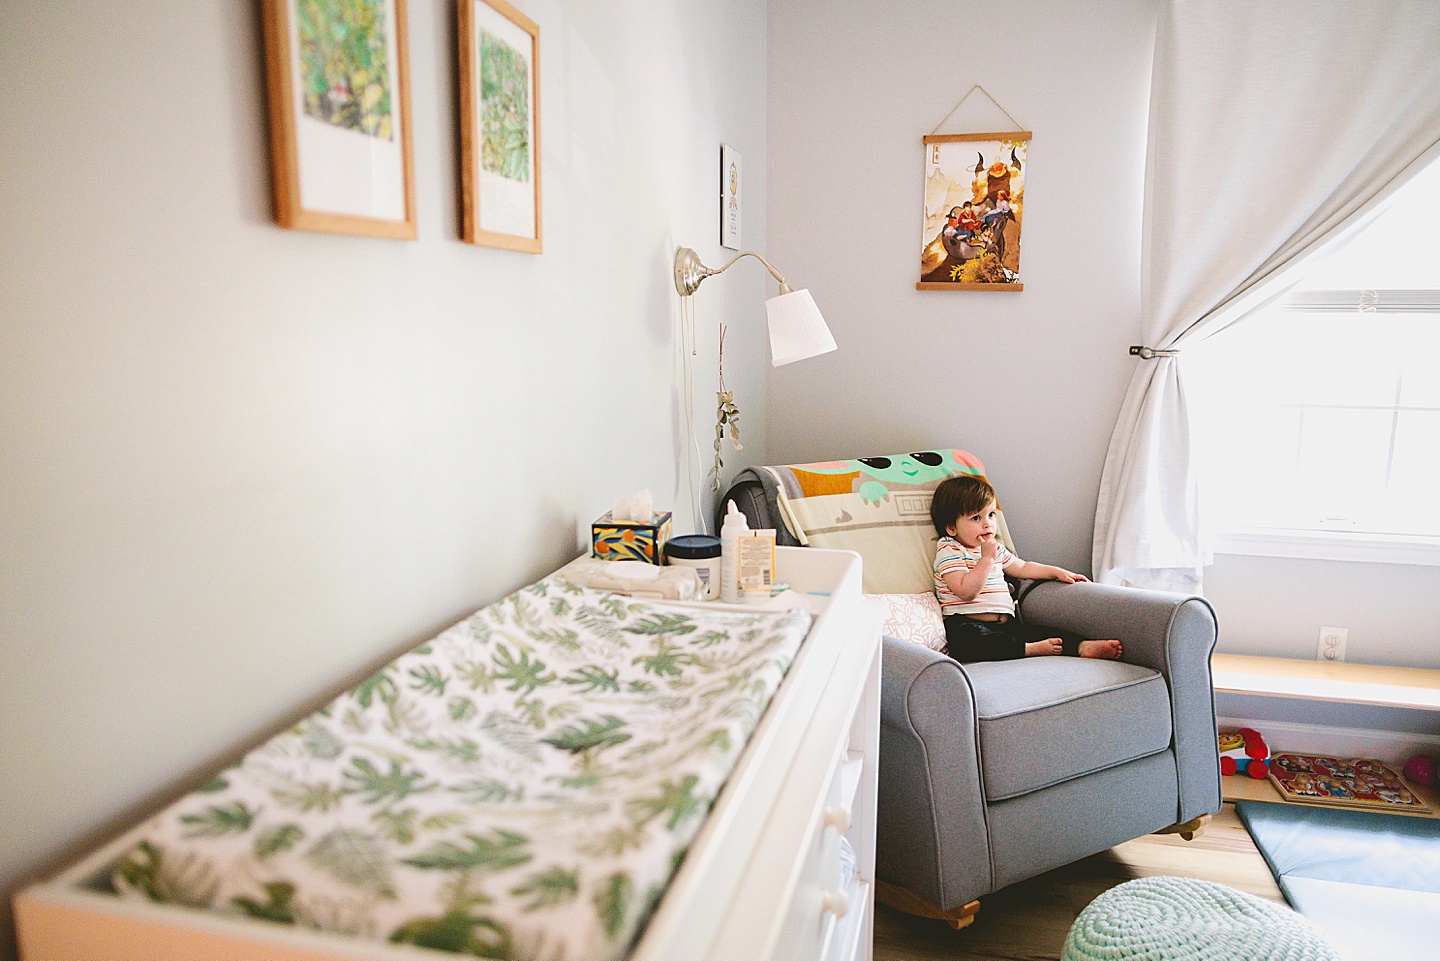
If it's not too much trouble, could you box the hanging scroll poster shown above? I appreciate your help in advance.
[918,132,1030,290]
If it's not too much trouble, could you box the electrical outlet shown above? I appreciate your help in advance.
[1317,626,1348,662]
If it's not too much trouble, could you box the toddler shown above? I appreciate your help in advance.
[931,474,1123,662]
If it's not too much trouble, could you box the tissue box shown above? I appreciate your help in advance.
[592,510,672,564]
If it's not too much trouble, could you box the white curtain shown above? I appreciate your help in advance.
[1093,0,1440,593]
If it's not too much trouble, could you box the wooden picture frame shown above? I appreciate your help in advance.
[918,131,1030,290]
[261,0,417,239]
[458,0,542,252]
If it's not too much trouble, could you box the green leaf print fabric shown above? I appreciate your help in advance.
[93,576,812,960]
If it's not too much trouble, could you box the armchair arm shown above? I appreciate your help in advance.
[1017,580,1222,823]
[716,468,801,545]
[877,637,992,910]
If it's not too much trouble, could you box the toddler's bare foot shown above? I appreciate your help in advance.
[1025,638,1063,657]
[1078,639,1123,660]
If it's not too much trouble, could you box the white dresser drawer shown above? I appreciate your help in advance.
[636,549,880,961]
[772,740,865,961]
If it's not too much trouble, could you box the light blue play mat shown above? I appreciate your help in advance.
[1237,799,1440,961]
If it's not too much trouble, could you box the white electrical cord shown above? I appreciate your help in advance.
[680,294,707,534]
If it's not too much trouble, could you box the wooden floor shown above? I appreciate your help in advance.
[873,803,1284,961]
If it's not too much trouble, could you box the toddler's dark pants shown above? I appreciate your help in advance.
[943,614,1084,662]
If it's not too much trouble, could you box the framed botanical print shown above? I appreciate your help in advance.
[918,132,1030,290]
[458,0,542,252]
[261,0,417,239]
[721,143,741,249]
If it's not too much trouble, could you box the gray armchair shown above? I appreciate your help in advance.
[720,459,1221,929]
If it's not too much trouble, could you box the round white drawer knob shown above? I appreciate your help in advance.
[821,890,849,918]
[823,806,851,834]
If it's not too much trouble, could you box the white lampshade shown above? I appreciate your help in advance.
[765,288,836,367]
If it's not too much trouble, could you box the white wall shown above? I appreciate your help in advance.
[766,0,1157,574]
[1206,554,1440,671]
[0,1,767,956]
[766,0,1440,679]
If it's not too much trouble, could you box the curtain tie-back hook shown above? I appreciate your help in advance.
[1129,345,1180,360]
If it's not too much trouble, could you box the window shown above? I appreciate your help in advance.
[1185,158,1440,562]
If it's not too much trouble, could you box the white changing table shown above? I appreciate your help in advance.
[15,546,883,961]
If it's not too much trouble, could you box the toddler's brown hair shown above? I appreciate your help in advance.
[930,474,997,537]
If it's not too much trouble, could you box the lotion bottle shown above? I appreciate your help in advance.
[719,501,748,603]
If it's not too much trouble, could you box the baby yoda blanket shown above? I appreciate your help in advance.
[731,449,1013,594]
[88,574,812,961]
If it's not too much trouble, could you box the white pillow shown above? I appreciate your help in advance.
[865,592,946,651]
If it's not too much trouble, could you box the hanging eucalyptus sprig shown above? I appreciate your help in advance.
[711,392,742,490]
[709,325,743,491]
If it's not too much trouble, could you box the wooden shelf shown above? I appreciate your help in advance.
[1211,653,1440,711]
[1222,770,1439,818]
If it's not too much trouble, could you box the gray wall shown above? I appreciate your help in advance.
[0,1,768,956]
[1206,553,1440,671]
[766,0,1156,574]
[766,0,1440,677]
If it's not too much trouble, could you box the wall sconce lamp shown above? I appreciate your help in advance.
[672,245,835,530]
[672,247,836,366]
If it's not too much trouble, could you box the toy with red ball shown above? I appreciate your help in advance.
[1219,727,1270,778]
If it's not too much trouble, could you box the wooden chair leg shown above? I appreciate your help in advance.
[874,878,981,931]
[1154,813,1211,841]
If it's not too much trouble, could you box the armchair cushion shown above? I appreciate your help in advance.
[965,659,1173,800]
[1019,580,1222,823]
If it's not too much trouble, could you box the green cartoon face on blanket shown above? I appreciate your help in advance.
[789,449,984,504]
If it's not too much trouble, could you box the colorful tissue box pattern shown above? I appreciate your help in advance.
[592,510,672,563]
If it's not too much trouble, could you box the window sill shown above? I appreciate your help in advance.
[1212,529,1440,566]
[1211,653,1440,710]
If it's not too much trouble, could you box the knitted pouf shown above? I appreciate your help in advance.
[1061,876,1339,961]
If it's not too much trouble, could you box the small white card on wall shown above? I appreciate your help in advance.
[721,143,741,249]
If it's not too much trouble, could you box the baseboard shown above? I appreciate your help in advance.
[1219,715,1440,766]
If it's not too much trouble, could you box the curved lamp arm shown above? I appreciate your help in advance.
[674,247,793,297]
[673,244,835,368]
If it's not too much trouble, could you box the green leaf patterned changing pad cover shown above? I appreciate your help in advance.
[88,574,812,960]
